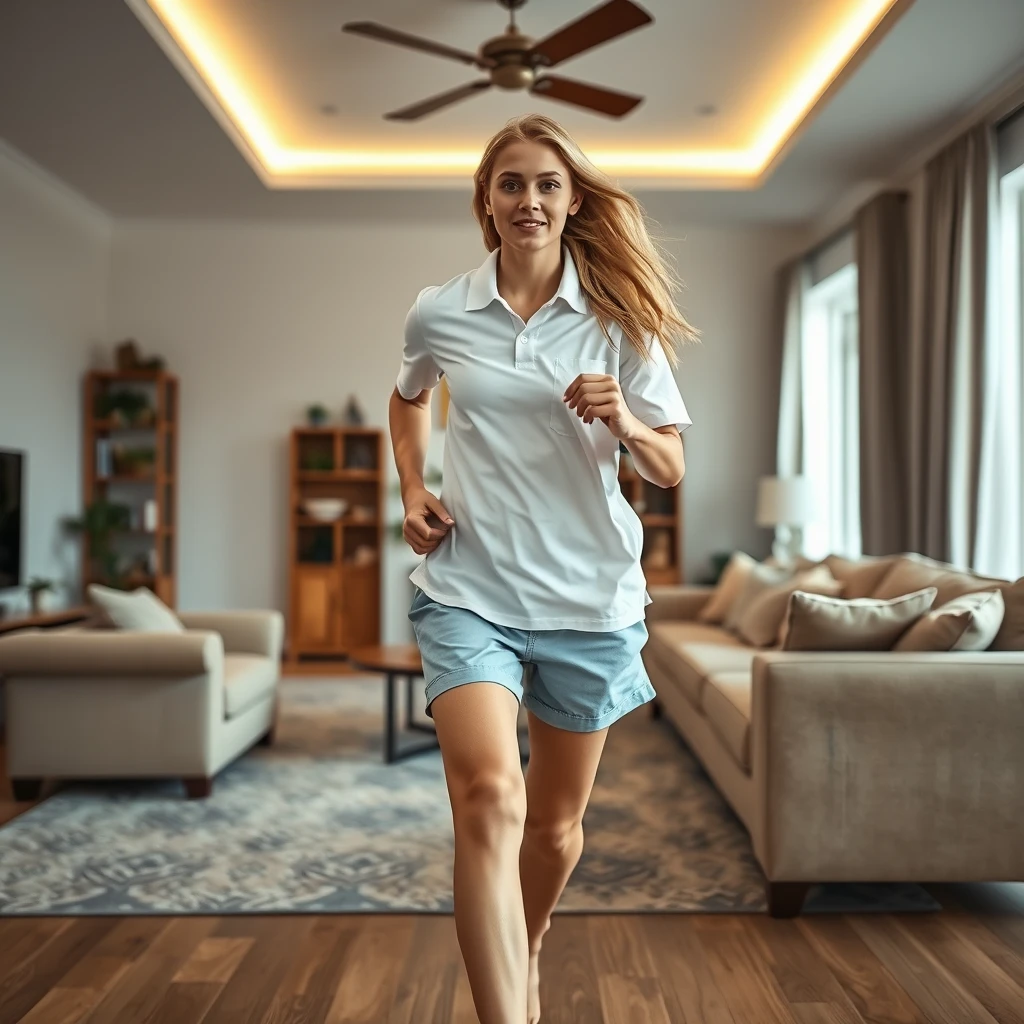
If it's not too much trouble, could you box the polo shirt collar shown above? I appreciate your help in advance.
[465,244,587,314]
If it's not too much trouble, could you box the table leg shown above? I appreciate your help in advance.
[384,672,441,764]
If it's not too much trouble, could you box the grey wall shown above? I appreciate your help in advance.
[0,145,110,620]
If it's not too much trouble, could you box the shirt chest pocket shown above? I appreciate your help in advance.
[549,357,611,436]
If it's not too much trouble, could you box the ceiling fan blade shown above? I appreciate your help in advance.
[529,0,652,68]
[342,22,494,69]
[531,74,643,118]
[384,80,493,121]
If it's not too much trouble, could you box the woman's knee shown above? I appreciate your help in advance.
[523,815,583,858]
[452,771,527,847]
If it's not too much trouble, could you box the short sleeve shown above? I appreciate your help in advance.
[395,287,443,399]
[619,334,692,433]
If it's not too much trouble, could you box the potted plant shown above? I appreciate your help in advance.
[96,389,154,427]
[26,576,57,615]
[64,499,131,589]
[306,403,329,427]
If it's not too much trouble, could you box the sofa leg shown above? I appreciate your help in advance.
[650,699,663,720]
[184,777,213,799]
[11,778,43,801]
[766,881,811,917]
[257,719,277,746]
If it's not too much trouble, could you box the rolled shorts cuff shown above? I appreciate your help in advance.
[524,678,656,734]
[423,664,526,718]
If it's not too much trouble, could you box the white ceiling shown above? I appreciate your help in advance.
[0,0,1022,222]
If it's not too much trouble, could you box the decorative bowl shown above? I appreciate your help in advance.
[303,498,347,521]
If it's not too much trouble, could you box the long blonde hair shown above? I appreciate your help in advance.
[471,113,699,366]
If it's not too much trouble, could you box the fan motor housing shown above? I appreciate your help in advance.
[482,32,536,90]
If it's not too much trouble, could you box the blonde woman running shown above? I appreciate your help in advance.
[389,112,696,1024]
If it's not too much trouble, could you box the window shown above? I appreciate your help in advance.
[800,263,861,561]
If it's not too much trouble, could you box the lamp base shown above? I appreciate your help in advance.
[771,525,805,569]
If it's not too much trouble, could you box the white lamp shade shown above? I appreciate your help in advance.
[756,476,813,527]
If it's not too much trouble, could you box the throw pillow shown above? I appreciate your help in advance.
[698,552,759,624]
[894,589,1006,652]
[86,584,185,633]
[822,553,899,600]
[780,587,938,651]
[734,566,845,648]
[723,561,795,634]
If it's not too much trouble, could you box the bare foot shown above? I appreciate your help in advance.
[527,951,541,1024]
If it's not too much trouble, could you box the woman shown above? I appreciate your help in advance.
[388,112,696,1024]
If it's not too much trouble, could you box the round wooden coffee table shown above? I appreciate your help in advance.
[347,644,439,764]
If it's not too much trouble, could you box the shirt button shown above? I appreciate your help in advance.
[521,335,530,343]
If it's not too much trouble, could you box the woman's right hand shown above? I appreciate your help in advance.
[402,487,455,556]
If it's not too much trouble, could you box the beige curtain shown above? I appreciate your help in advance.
[855,124,994,562]
[855,191,910,555]
[773,258,811,479]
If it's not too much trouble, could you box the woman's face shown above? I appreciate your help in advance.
[483,141,583,253]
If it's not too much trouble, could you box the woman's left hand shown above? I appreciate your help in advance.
[563,373,640,442]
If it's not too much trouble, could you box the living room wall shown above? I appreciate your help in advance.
[0,145,110,619]
[105,200,807,642]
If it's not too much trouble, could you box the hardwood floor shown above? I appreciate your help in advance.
[0,888,1023,1023]
[2,745,1023,1022]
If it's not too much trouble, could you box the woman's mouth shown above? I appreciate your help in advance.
[513,220,545,231]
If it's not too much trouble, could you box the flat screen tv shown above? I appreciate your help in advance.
[0,449,24,590]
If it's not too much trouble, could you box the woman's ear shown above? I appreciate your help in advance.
[570,192,583,216]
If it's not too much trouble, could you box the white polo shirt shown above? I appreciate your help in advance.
[396,244,691,632]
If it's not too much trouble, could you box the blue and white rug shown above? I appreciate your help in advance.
[0,678,940,916]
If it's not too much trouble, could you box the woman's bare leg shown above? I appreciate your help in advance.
[519,712,609,1024]
[431,681,529,1024]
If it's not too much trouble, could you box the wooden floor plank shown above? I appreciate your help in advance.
[323,916,415,1024]
[693,916,798,1024]
[538,914,603,1023]
[387,917,459,1024]
[82,917,219,1024]
[890,914,1024,1024]
[642,916,737,1024]
[850,914,1001,1024]
[201,917,312,1024]
[795,916,927,1024]
[0,918,119,1024]
[598,973,673,1024]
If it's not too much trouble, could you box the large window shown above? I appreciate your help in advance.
[800,263,861,561]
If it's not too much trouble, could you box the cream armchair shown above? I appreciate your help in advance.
[0,610,284,799]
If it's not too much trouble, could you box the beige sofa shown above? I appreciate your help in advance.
[0,610,284,800]
[643,552,1024,917]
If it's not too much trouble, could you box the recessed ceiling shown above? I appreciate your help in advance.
[124,0,912,189]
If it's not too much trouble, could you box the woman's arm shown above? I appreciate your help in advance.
[389,386,432,502]
[622,423,685,489]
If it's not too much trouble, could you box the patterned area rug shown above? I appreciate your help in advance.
[0,678,940,916]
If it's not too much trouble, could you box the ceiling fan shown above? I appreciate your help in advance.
[341,0,653,121]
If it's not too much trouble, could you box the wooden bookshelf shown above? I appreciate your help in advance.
[618,445,684,585]
[82,370,178,606]
[286,428,385,668]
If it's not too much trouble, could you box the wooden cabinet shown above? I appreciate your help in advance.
[618,443,684,585]
[286,428,384,668]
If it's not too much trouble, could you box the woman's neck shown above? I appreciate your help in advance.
[496,242,563,308]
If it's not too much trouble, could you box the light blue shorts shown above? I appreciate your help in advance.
[407,586,656,734]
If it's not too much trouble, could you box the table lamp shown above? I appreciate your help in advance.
[756,476,813,567]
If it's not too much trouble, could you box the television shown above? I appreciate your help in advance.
[0,449,24,590]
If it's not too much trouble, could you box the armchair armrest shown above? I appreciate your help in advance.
[176,611,283,660]
[645,584,714,623]
[750,651,1024,882]
[0,630,223,677]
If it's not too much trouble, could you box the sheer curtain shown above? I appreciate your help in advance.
[975,108,1024,581]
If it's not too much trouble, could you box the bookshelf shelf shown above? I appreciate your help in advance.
[618,446,684,585]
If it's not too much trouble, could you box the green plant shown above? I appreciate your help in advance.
[306,403,328,426]
[26,576,55,595]
[96,389,152,424]
[64,499,131,588]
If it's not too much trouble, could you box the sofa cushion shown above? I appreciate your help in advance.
[223,654,277,719]
[870,553,1022,650]
[700,672,752,773]
[723,563,794,633]
[86,584,184,633]
[733,566,845,648]
[697,552,758,625]
[894,589,1005,652]
[645,622,750,706]
[823,554,899,600]
[780,587,938,651]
